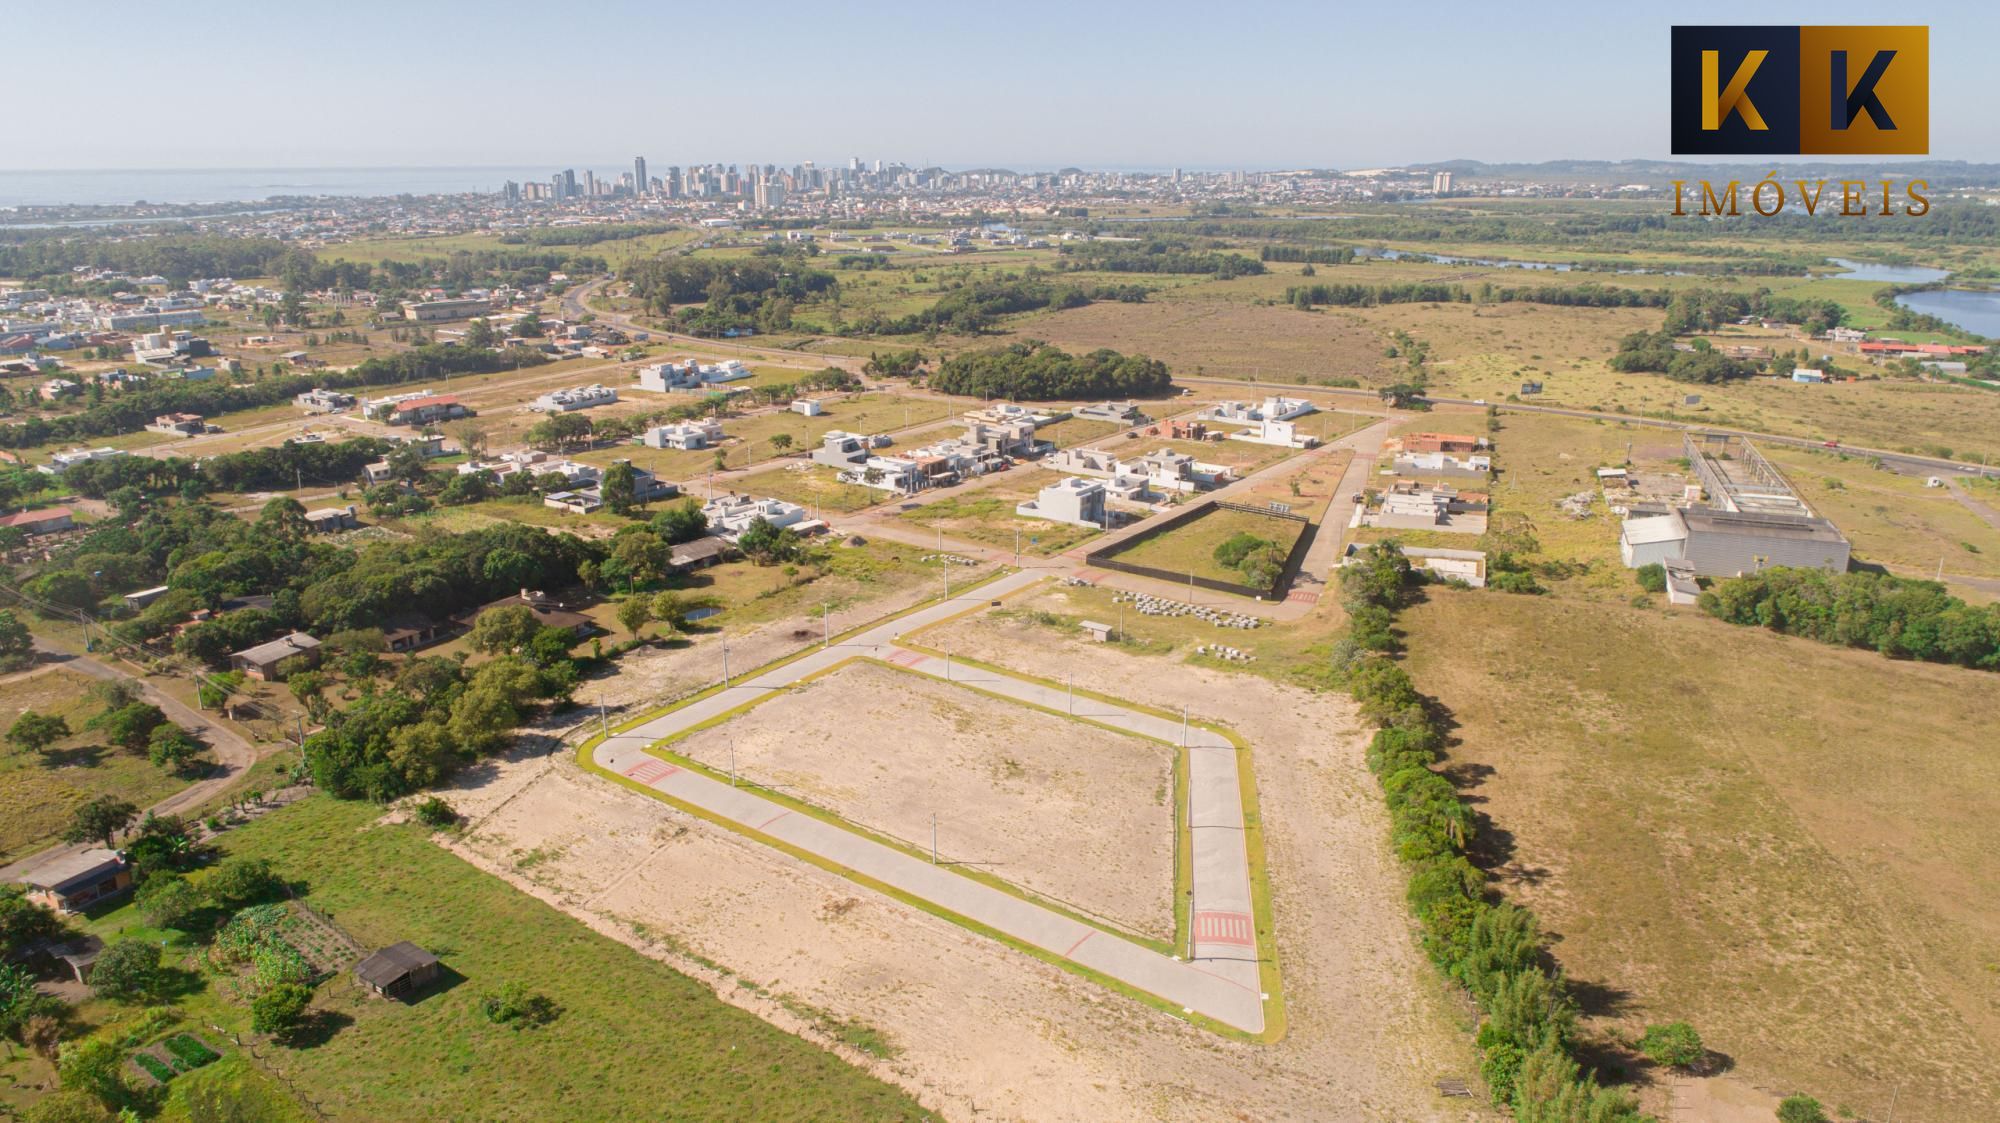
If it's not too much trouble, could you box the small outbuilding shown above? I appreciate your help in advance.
[20,849,133,914]
[354,941,440,998]
[229,631,322,680]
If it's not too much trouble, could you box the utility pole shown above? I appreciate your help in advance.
[1013,526,1020,567]
[1182,703,1190,748]
[822,602,830,648]
[729,732,736,787]
[598,693,608,738]
[1066,676,1074,715]
[931,813,938,864]
[722,635,730,687]
[943,649,951,682]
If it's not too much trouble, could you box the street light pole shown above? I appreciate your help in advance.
[822,602,830,648]
[722,635,730,687]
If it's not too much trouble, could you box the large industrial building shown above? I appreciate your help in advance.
[1617,433,1851,578]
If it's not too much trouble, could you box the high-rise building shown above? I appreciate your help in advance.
[633,156,648,197]
[1433,171,1454,195]
[666,166,682,198]
[556,169,577,199]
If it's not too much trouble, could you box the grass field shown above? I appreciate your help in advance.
[1764,445,2000,580]
[45,795,928,1123]
[0,667,192,863]
[730,463,882,513]
[1399,590,2000,1123]
[1112,506,1308,584]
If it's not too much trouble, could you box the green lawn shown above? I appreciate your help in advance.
[1110,506,1307,584]
[731,464,883,513]
[62,795,928,1123]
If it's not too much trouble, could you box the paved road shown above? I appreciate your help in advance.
[589,569,1270,1033]
[0,646,261,883]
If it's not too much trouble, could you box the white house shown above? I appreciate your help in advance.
[533,384,619,412]
[38,447,125,476]
[1015,477,1107,528]
[1791,368,1826,383]
[1620,512,1689,568]
[642,420,724,450]
[633,359,751,393]
[790,398,823,417]
[701,494,810,538]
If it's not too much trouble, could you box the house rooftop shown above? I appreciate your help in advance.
[20,848,127,894]
[232,632,320,664]
[354,941,438,989]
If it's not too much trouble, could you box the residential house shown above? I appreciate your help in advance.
[148,412,206,436]
[401,297,491,323]
[295,388,356,413]
[1015,477,1107,528]
[0,507,74,535]
[791,398,823,416]
[456,589,595,638]
[642,420,724,450]
[230,632,322,681]
[304,505,360,533]
[1073,401,1148,424]
[533,384,618,412]
[701,494,812,538]
[38,448,125,476]
[20,850,133,914]
[668,536,734,573]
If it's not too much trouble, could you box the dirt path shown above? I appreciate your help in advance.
[1946,478,2000,532]
[0,645,262,884]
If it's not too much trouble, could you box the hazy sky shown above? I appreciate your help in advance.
[15,0,1997,170]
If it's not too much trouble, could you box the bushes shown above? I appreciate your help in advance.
[89,940,162,1003]
[1638,1021,1704,1069]
[1702,565,2000,670]
[481,981,559,1029]
[163,1033,220,1069]
[1633,563,1667,594]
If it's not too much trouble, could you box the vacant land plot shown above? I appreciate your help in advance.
[120,795,928,1122]
[1006,299,1388,386]
[731,463,882,514]
[671,661,1174,937]
[1765,446,2000,580]
[440,596,1465,1122]
[1113,506,1307,584]
[897,469,1101,555]
[1032,415,1124,449]
[1401,591,2000,1122]
[574,391,947,480]
[0,667,191,863]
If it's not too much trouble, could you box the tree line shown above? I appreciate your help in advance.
[1056,239,1265,278]
[927,341,1171,400]
[1335,542,1651,1120]
[1260,244,1357,265]
[858,276,1146,336]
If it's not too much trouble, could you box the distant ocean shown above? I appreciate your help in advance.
[0,167,561,208]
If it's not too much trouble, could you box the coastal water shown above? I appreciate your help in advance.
[1893,289,2000,340]
[1826,257,1951,284]
[0,166,555,208]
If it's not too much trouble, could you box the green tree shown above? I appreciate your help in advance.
[1638,1021,1704,1069]
[469,604,541,654]
[1634,563,1667,593]
[1776,1095,1827,1123]
[206,857,281,910]
[8,710,70,755]
[463,317,496,349]
[89,939,162,1003]
[1,885,67,959]
[0,607,33,669]
[255,496,309,540]
[649,500,708,545]
[769,432,794,453]
[609,531,671,587]
[616,597,652,639]
[599,460,637,514]
[147,724,205,774]
[250,982,313,1037]
[134,872,204,929]
[89,702,167,753]
[736,517,799,566]
[63,796,138,848]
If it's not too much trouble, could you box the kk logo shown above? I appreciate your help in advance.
[1672,26,1928,155]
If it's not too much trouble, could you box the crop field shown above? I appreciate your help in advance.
[896,469,1102,556]
[1110,505,1307,584]
[1399,590,2000,1123]
[0,667,192,863]
[671,661,1176,938]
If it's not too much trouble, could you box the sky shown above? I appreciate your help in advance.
[14,0,1999,171]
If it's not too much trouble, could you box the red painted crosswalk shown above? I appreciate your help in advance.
[1193,910,1256,948]
[623,759,678,785]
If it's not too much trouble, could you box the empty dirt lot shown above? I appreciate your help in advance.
[437,592,1471,1121]
[670,661,1176,938]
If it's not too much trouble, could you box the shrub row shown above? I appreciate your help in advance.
[1336,542,1648,1120]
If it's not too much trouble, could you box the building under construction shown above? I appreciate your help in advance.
[1618,432,1850,578]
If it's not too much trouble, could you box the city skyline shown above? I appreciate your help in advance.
[11,0,1998,171]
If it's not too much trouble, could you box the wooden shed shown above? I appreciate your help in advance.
[354,941,440,998]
